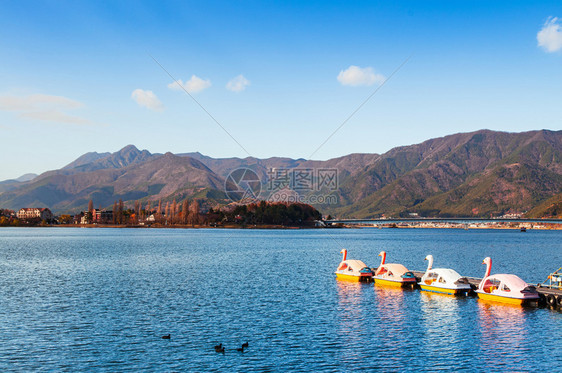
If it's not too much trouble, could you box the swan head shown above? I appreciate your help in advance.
[378,251,386,257]
[340,249,347,254]
[483,257,491,265]
[425,255,433,261]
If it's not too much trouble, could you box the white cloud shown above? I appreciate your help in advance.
[21,110,91,125]
[337,65,385,86]
[226,74,250,92]
[537,17,562,52]
[0,93,91,125]
[167,75,212,93]
[131,89,163,111]
[0,94,83,111]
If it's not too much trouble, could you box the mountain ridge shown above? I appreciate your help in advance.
[1,129,561,218]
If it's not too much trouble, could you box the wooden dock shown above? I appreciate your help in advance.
[411,271,562,310]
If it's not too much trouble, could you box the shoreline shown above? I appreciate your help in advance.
[3,223,562,230]
[351,222,562,230]
[26,223,321,229]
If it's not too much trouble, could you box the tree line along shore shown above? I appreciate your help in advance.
[0,200,323,228]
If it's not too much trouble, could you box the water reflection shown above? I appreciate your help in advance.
[477,301,532,371]
[419,292,463,368]
[374,285,406,317]
[371,285,411,367]
[335,280,369,366]
[336,279,365,316]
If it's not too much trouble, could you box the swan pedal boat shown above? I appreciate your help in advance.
[418,255,472,295]
[373,251,416,287]
[475,257,539,305]
[335,249,374,282]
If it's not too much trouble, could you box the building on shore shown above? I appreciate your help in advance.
[93,209,113,224]
[16,207,53,221]
[74,212,84,224]
[79,209,114,224]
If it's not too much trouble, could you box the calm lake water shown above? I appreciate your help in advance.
[0,227,560,371]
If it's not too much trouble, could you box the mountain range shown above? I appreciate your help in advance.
[1,129,561,218]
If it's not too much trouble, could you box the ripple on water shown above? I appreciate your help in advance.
[0,227,560,371]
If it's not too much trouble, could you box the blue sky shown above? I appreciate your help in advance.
[1,1,561,180]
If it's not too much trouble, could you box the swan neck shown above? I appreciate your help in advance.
[426,256,433,272]
[484,259,491,278]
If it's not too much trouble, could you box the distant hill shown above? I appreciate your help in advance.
[0,148,225,213]
[1,129,561,217]
[61,151,111,170]
[0,180,22,194]
[33,144,159,183]
[177,152,379,183]
[15,173,38,182]
[0,173,38,194]
[526,193,562,218]
[332,129,562,218]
